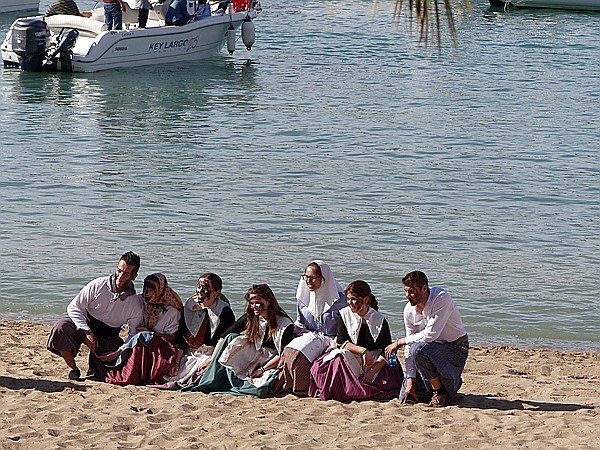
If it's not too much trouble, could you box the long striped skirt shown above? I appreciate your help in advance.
[308,352,404,402]
[105,335,177,386]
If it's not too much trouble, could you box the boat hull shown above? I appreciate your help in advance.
[2,11,255,73]
[489,0,600,10]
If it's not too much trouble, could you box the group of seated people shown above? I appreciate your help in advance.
[44,0,224,30]
[47,252,469,407]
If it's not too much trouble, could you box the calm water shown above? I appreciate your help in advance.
[0,1,598,351]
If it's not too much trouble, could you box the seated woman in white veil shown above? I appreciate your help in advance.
[271,260,347,396]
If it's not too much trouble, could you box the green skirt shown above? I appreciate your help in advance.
[180,333,279,398]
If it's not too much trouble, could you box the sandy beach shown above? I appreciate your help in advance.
[0,321,598,449]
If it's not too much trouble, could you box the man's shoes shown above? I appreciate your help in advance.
[68,369,81,380]
[429,391,451,407]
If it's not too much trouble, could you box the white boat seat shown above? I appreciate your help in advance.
[45,14,108,37]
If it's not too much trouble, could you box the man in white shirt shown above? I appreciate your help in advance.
[47,252,145,381]
[385,271,469,407]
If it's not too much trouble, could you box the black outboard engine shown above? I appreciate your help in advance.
[11,18,49,72]
[46,29,79,72]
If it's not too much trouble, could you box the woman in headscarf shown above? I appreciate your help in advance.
[182,284,294,398]
[271,260,346,396]
[148,273,235,390]
[308,280,404,401]
[102,273,182,385]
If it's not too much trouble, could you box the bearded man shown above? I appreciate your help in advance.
[385,270,468,407]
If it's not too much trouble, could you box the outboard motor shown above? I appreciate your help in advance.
[11,18,49,72]
[46,29,79,72]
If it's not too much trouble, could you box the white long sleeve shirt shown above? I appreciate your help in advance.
[403,286,466,377]
[66,276,145,340]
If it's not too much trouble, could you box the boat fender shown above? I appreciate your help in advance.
[227,24,236,54]
[241,17,255,51]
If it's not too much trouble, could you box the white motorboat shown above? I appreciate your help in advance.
[0,0,39,14]
[489,0,600,10]
[2,0,258,72]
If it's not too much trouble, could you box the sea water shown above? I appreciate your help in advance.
[0,0,598,351]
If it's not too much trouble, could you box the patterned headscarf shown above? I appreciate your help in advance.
[145,273,183,330]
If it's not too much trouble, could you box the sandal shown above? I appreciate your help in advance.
[429,391,450,407]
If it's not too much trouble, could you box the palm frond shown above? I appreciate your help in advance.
[391,0,470,48]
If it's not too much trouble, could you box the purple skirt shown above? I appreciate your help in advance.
[309,353,404,402]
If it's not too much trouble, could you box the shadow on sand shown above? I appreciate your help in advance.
[456,393,594,412]
[0,375,87,393]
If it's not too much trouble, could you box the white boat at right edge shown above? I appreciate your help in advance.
[2,0,259,72]
[489,0,600,10]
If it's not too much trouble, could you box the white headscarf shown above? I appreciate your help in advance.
[296,260,343,320]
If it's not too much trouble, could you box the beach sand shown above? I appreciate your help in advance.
[0,321,598,449]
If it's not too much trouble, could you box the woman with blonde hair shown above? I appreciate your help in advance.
[182,284,293,397]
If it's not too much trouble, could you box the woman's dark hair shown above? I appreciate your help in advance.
[344,280,378,311]
[197,272,222,292]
